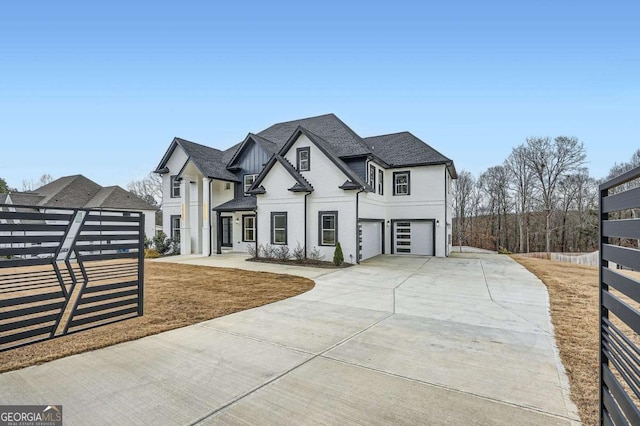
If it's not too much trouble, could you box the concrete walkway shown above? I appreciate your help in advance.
[0,254,579,425]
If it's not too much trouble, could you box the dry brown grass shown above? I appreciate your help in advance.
[0,261,314,373]
[513,256,599,425]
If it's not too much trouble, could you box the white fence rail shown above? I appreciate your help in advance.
[515,251,600,266]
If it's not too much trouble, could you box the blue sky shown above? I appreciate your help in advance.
[1,0,638,190]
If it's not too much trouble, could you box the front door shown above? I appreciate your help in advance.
[221,217,233,247]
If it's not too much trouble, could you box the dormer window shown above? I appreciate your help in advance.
[297,147,310,171]
[244,174,258,195]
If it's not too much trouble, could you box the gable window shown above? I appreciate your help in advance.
[242,215,256,242]
[170,215,181,241]
[271,212,287,245]
[393,171,410,196]
[171,175,180,198]
[225,182,231,190]
[297,147,310,171]
[368,164,376,188]
[319,211,338,246]
[243,174,258,195]
[378,170,384,195]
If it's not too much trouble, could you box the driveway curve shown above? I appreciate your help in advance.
[0,254,579,425]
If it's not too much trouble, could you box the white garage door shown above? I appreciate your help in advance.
[394,221,434,256]
[359,221,382,261]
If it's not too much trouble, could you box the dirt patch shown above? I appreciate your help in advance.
[0,261,314,373]
[513,256,599,425]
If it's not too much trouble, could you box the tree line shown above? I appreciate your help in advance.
[452,139,639,253]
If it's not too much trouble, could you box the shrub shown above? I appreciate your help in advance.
[293,243,305,262]
[247,244,257,258]
[144,236,151,249]
[144,248,160,258]
[166,238,180,255]
[261,244,275,259]
[308,247,324,261]
[333,242,344,266]
[152,231,168,254]
[275,245,290,261]
[498,246,512,255]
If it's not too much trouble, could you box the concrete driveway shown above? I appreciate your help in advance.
[0,254,579,425]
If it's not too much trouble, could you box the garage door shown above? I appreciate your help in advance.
[359,221,383,261]
[394,221,434,256]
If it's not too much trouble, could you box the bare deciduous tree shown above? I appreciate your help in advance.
[127,172,162,207]
[523,136,586,252]
[505,144,536,253]
[452,170,475,251]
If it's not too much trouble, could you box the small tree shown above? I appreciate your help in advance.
[333,242,344,266]
[152,231,168,254]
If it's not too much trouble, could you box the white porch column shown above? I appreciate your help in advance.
[180,179,192,255]
[202,177,212,256]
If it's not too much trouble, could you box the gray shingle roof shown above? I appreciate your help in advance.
[4,175,157,211]
[257,113,372,158]
[364,132,455,170]
[175,138,239,182]
[212,196,257,212]
[31,175,102,207]
[85,186,159,210]
[0,193,6,204]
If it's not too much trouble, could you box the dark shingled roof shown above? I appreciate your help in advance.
[85,186,159,210]
[257,113,372,158]
[5,175,157,211]
[213,196,257,212]
[28,175,101,207]
[363,132,457,176]
[0,193,6,204]
[174,138,239,182]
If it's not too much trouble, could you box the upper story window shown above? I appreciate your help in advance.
[225,182,231,190]
[171,175,180,198]
[378,169,384,195]
[244,174,258,195]
[368,164,376,188]
[297,147,310,171]
[393,171,410,196]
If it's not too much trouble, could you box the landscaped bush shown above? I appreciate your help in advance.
[260,244,276,259]
[292,243,305,262]
[152,231,168,254]
[144,248,160,258]
[247,244,258,258]
[308,247,324,261]
[275,245,290,261]
[333,242,344,266]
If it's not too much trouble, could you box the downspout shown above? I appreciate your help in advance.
[304,191,311,258]
[253,207,258,256]
[355,188,365,264]
[208,178,213,256]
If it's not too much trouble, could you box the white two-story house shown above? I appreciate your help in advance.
[154,114,457,262]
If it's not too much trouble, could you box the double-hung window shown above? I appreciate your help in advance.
[170,215,181,241]
[171,175,180,198]
[271,212,287,245]
[393,171,410,196]
[319,211,338,246]
[243,215,255,242]
[378,169,384,195]
[368,164,376,188]
[297,147,310,171]
[243,174,258,195]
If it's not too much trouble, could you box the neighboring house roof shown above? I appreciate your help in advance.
[4,175,157,211]
[33,175,102,207]
[0,193,7,204]
[213,196,257,212]
[257,113,372,158]
[7,193,45,206]
[364,132,458,177]
[155,137,239,182]
[85,186,158,210]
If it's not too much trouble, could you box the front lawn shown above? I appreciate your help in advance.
[0,262,314,373]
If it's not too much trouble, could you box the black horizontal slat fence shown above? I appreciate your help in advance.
[600,166,640,425]
[0,203,144,351]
